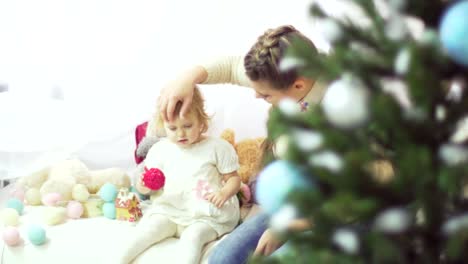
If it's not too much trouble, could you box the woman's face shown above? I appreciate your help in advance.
[251,80,297,105]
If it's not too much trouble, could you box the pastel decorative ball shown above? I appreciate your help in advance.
[6,198,24,215]
[67,201,84,219]
[72,184,90,202]
[0,208,20,226]
[41,193,62,206]
[25,188,42,205]
[10,187,25,201]
[28,225,46,246]
[256,160,313,215]
[102,202,116,219]
[2,227,20,246]
[440,0,468,67]
[143,167,166,190]
[43,207,66,225]
[99,183,118,202]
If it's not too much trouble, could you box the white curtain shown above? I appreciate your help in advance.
[0,0,330,177]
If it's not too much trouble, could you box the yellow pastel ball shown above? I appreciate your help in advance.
[0,208,20,226]
[72,184,90,202]
[25,188,42,205]
[43,207,66,226]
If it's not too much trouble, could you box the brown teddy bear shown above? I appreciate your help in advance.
[220,129,264,184]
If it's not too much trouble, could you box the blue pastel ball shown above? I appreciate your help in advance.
[6,198,24,215]
[99,183,118,202]
[256,160,313,215]
[102,202,116,219]
[28,225,46,246]
[440,1,468,66]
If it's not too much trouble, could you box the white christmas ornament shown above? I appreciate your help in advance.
[274,135,290,159]
[279,57,306,72]
[436,105,447,122]
[278,98,301,117]
[374,208,411,233]
[395,48,411,75]
[308,151,343,172]
[380,78,412,110]
[270,204,298,232]
[318,18,343,44]
[333,228,359,254]
[451,117,468,143]
[322,77,369,129]
[442,214,468,235]
[292,128,323,152]
[447,80,465,103]
[385,15,409,41]
[439,144,468,166]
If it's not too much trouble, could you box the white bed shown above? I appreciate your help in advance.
[0,85,269,264]
[0,184,261,264]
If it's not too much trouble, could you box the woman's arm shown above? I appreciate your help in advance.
[159,56,250,122]
[205,171,241,208]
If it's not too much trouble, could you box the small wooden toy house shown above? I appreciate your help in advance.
[115,188,142,222]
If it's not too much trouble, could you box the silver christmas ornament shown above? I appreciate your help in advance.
[322,76,370,129]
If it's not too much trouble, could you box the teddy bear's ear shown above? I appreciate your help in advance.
[220,129,235,146]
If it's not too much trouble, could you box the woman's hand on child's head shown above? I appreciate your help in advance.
[158,79,195,122]
[205,190,229,208]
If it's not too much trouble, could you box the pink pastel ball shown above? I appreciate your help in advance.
[2,227,20,246]
[10,188,25,201]
[66,201,84,219]
[42,193,62,206]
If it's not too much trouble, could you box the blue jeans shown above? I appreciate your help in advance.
[209,212,269,264]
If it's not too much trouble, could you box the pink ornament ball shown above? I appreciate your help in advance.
[67,201,84,219]
[10,188,25,201]
[2,227,20,246]
[42,193,62,206]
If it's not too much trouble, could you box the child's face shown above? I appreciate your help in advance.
[163,112,203,147]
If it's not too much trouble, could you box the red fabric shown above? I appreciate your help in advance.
[134,121,148,164]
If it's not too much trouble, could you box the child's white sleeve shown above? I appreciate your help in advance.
[215,139,240,174]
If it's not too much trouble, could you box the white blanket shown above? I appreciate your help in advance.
[0,185,258,264]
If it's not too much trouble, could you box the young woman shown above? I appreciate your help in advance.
[157,25,325,263]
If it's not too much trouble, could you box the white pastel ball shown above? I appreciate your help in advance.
[0,208,20,226]
[43,207,66,225]
[72,184,90,202]
[25,188,42,205]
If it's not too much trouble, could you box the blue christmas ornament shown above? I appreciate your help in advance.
[439,1,468,67]
[256,160,314,215]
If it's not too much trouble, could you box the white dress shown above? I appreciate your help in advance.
[144,136,240,236]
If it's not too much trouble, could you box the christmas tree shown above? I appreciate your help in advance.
[254,0,468,263]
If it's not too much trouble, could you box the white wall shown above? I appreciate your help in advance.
[0,0,330,174]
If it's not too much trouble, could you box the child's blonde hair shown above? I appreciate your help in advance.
[156,87,210,133]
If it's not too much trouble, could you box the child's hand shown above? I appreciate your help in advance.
[205,191,229,208]
[136,175,151,195]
